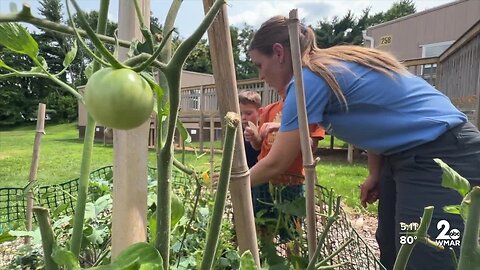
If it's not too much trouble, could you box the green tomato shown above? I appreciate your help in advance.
[85,68,154,130]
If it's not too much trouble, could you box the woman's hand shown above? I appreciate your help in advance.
[259,122,280,139]
[360,174,380,208]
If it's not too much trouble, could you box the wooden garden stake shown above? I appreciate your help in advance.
[25,103,46,244]
[202,0,260,266]
[287,9,318,258]
[111,0,150,258]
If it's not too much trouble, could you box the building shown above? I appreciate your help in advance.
[363,0,479,61]
[364,0,480,126]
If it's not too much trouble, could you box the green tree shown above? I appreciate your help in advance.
[35,0,78,123]
[368,0,416,26]
[233,24,257,79]
[0,51,36,125]
[183,38,212,74]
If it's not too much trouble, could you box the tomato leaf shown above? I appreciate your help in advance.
[0,231,16,244]
[434,158,470,197]
[274,196,307,217]
[30,56,48,72]
[0,22,39,59]
[239,251,257,270]
[140,72,164,98]
[52,246,81,270]
[85,62,94,79]
[171,193,185,228]
[89,242,163,270]
[63,40,78,68]
[148,212,157,244]
[443,204,461,215]
[176,119,192,144]
[460,191,471,221]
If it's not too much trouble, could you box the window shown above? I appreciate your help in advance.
[421,41,454,58]
[419,41,454,85]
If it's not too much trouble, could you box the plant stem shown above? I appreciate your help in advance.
[0,4,130,48]
[70,0,110,259]
[306,196,341,270]
[123,53,167,71]
[70,116,95,258]
[156,141,173,270]
[133,29,175,72]
[69,0,126,69]
[457,186,480,269]
[155,67,181,269]
[393,206,434,270]
[0,72,83,102]
[65,3,111,68]
[317,238,354,266]
[133,0,146,29]
[158,0,182,145]
[169,0,225,70]
[176,181,202,267]
[172,157,195,175]
[33,207,59,270]
[201,112,239,270]
[153,1,225,267]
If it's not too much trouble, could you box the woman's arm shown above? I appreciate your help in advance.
[360,152,384,207]
[249,129,301,186]
[367,152,383,178]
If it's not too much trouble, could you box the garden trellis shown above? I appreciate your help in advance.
[1,166,385,269]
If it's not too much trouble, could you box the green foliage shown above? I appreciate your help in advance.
[315,0,416,48]
[434,158,471,197]
[0,23,39,58]
[89,243,163,270]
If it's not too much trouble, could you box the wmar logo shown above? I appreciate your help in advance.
[435,220,461,247]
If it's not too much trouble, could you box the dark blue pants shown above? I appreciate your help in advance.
[376,122,480,270]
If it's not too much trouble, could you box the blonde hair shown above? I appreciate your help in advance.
[238,90,261,108]
[249,15,408,106]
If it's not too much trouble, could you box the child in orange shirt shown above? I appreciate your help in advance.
[245,99,324,241]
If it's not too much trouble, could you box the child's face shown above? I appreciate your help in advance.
[239,103,260,128]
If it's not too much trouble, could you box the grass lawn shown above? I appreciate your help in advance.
[0,123,216,188]
[188,134,348,150]
[0,123,375,214]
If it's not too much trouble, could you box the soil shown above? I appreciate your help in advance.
[343,205,380,258]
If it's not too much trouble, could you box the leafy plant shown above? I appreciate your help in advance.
[393,159,480,270]
[0,0,228,269]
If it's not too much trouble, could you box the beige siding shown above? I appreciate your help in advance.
[365,0,480,60]
[180,70,215,88]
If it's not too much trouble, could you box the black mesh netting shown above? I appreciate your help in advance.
[0,166,382,269]
[0,166,171,228]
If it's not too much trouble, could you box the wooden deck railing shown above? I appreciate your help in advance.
[402,19,480,127]
[179,79,279,114]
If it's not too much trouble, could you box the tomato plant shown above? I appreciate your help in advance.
[84,68,154,130]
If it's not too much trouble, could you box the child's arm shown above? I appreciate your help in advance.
[244,125,262,150]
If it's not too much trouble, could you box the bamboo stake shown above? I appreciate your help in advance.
[25,103,46,244]
[111,0,150,258]
[287,9,317,258]
[347,144,354,164]
[210,113,215,191]
[202,0,260,266]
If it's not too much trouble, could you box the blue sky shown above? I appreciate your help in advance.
[0,0,454,38]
